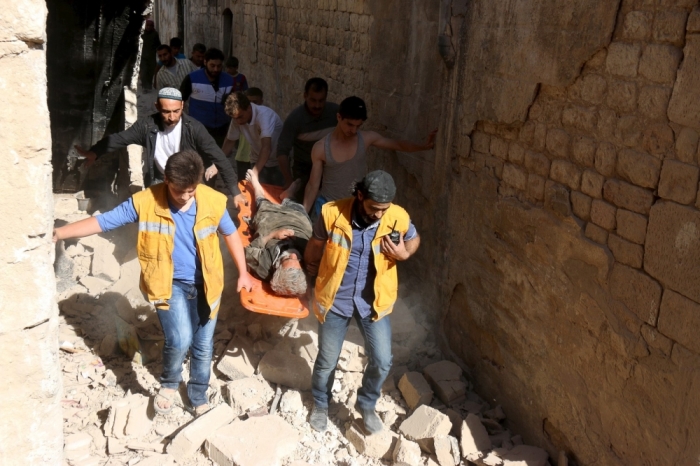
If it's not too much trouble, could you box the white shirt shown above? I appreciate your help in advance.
[226,103,283,167]
[154,119,182,173]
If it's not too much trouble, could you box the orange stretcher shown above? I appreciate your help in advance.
[235,181,309,319]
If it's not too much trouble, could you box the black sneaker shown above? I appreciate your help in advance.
[309,406,328,432]
[359,407,384,435]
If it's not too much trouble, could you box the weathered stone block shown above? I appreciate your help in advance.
[590,199,616,230]
[608,234,644,268]
[580,74,607,104]
[472,132,491,153]
[258,350,312,391]
[527,174,546,202]
[616,209,648,245]
[688,6,700,33]
[669,37,700,128]
[616,149,662,189]
[585,222,608,244]
[399,405,452,451]
[606,42,641,77]
[550,160,581,190]
[508,143,525,164]
[224,377,274,417]
[501,445,549,466]
[490,137,509,160]
[545,181,572,218]
[562,106,597,132]
[595,142,617,177]
[616,115,642,147]
[643,123,675,158]
[675,127,699,163]
[398,372,433,410]
[423,361,466,405]
[524,151,550,177]
[205,416,298,466]
[167,405,235,458]
[638,86,672,120]
[571,191,592,220]
[658,159,699,205]
[603,179,654,214]
[606,79,637,113]
[217,335,259,381]
[645,201,700,303]
[345,424,397,460]
[639,44,682,84]
[545,128,571,159]
[658,290,700,354]
[640,323,674,356]
[502,163,528,191]
[581,170,604,199]
[622,11,652,41]
[610,263,662,325]
[460,414,492,461]
[652,10,687,47]
[393,436,422,466]
[571,136,596,168]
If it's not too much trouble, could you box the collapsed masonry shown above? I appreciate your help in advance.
[54,195,558,466]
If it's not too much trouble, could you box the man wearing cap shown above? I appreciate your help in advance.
[74,87,243,203]
[304,170,421,435]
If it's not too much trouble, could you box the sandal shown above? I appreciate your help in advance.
[154,388,176,415]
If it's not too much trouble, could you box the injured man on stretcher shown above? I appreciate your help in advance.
[243,170,312,297]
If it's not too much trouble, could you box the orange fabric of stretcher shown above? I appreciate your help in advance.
[235,181,309,318]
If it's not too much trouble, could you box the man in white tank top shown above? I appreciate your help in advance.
[302,96,437,217]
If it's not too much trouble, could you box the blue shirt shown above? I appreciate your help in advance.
[96,197,236,284]
[313,207,417,318]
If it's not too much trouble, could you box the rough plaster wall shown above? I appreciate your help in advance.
[442,0,700,463]
[0,1,63,464]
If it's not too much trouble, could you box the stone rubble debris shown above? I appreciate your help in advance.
[54,189,551,466]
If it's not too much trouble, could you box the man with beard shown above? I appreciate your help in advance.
[303,170,420,435]
[155,45,197,91]
[180,48,233,149]
[73,88,243,204]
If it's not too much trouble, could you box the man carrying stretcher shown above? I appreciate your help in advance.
[243,170,312,297]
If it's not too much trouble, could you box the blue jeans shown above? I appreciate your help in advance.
[156,280,217,408]
[312,310,392,411]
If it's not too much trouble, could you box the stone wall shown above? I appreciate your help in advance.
[155,0,700,463]
[0,1,63,464]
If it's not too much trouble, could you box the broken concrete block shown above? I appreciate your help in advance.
[107,437,126,455]
[460,414,492,461]
[258,350,312,391]
[399,405,452,453]
[483,451,505,466]
[167,404,235,458]
[434,435,457,466]
[392,436,422,466]
[398,372,433,409]
[217,335,259,381]
[445,408,462,437]
[79,276,111,295]
[132,454,175,466]
[501,445,549,466]
[423,360,466,405]
[90,236,120,282]
[338,346,367,372]
[224,377,274,417]
[279,389,304,415]
[111,401,131,438]
[64,432,93,451]
[205,416,298,466]
[345,423,398,460]
[124,397,153,437]
[485,405,506,421]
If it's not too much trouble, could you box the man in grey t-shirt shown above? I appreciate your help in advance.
[277,78,339,201]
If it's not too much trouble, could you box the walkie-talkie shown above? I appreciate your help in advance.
[389,220,401,245]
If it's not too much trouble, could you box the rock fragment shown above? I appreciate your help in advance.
[392,436,422,466]
[399,405,452,452]
[167,404,235,458]
[501,445,549,466]
[460,413,492,461]
[258,350,312,390]
[223,377,274,416]
[345,423,398,460]
[434,435,458,466]
[423,360,467,405]
[217,335,259,380]
[398,371,433,409]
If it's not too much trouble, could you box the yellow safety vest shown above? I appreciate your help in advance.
[313,197,411,323]
[132,183,227,318]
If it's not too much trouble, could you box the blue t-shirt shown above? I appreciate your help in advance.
[96,197,236,284]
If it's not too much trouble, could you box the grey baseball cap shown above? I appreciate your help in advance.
[362,170,396,203]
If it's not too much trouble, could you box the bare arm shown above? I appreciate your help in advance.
[380,233,421,261]
[223,232,254,292]
[302,141,325,212]
[53,217,103,242]
[253,137,272,175]
[222,138,236,157]
[304,237,326,277]
[363,129,437,153]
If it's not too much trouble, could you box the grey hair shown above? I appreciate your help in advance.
[270,250,307,296]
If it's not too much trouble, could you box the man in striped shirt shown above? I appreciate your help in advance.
[155,45,197,91]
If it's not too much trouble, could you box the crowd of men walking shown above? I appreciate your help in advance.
[63,23,436,436]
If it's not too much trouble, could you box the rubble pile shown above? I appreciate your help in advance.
[54,196,557,466]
